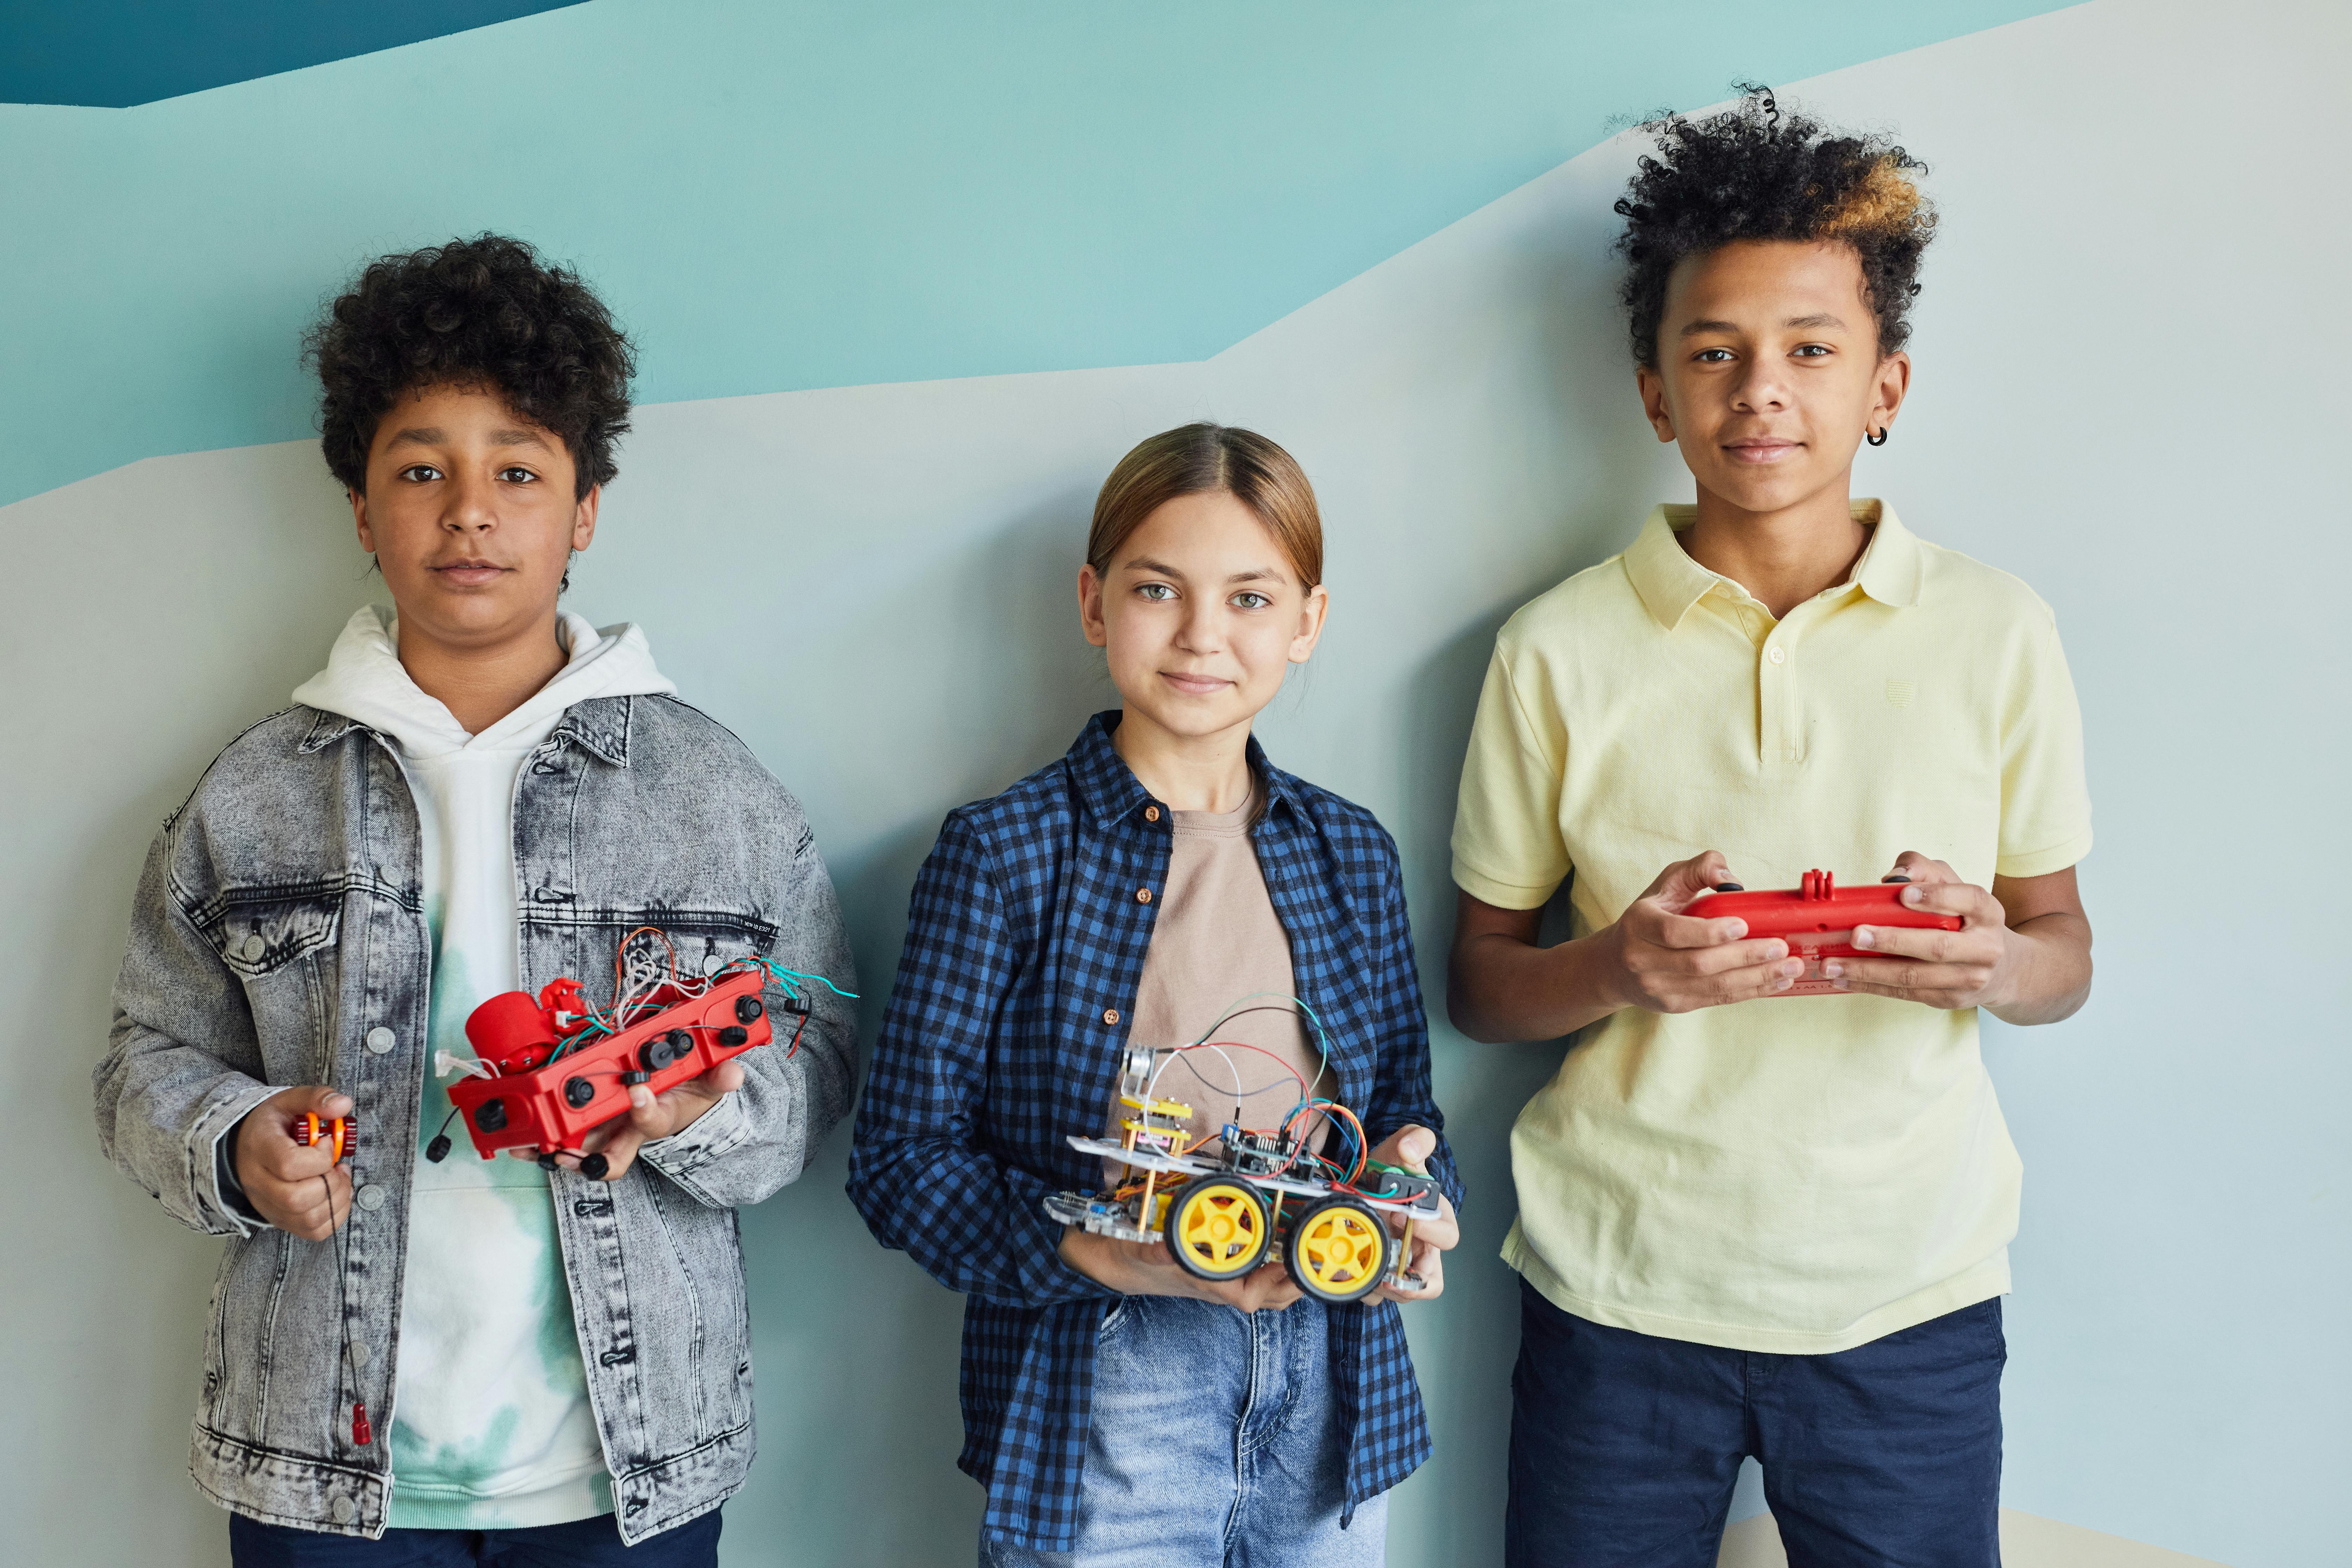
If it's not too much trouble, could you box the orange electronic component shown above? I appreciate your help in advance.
[293,1112,353,1162]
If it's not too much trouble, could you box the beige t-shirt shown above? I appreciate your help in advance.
[1102,793,1330,1170]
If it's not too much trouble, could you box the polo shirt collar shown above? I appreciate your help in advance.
[1624,498,1923,630]
[1067,710,1295,827]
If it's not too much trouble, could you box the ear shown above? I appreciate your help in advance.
[572,485,600,552]
[1869,349,1913,440]
[1077,563,1109,649]
[1287,583,1330,666]
[1636,365,1676,443]
[349,488,375,553]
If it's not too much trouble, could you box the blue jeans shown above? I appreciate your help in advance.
[981,1295,1386,1568]
[229,1509,720,1566]
[1506,1281,2004,1568]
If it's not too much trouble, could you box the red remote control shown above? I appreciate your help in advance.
[1694,869,1962,995]
[449,969,777,1159]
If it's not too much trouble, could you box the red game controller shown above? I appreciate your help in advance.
[447,968,783,1166]
[1694,869,1963,996]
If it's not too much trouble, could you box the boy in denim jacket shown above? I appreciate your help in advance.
[94,236,855,1564]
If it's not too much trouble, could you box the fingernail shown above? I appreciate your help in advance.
[1725,920,1748,940]
[1902,887,1921,903]
[1833,977,1850,992]
[1774,977,1793,991]
[1853,928,1875,948]
[1822,961,1843,979]
[1783,960,1805,978]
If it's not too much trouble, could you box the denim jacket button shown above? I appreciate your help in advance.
[241,933,265,961]
[348,1340,370,1368]
[330,1497,356,1525]
[365,1027,396,1055]
[355,1184,387,1212]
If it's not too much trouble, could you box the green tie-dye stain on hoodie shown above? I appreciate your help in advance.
[289,607,676,1529]
[387,934,608,1527]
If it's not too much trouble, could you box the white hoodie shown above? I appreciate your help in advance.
[293,606,676,1529]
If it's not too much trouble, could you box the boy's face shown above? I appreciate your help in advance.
[1077,490,1329,747]
[1637,239,1910,518]
[349,382,597,654]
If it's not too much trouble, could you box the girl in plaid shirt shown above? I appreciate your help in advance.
[850,424,1463,1564]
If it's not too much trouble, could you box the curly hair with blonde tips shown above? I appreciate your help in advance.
[1614,87,1937,368]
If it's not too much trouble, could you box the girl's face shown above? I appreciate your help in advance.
[1078,489,1328,747]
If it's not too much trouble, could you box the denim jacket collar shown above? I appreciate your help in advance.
[1066,710,1297,830]
[295,696,637,766]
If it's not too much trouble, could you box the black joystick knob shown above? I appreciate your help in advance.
[1881,873,1911,883]
[564,1077,595,1109]
[579,1153,610,1180]
[718,1026,748,1047]
[735,995,764,1024]
[1713,882,1744,893]
[476,1099,508,1132]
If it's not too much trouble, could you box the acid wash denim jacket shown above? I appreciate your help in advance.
[93,693,857,1544]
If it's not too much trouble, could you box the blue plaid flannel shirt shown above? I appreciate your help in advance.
[847,713,1463,1550]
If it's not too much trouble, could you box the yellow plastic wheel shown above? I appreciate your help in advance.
[1168,1178,1272,1281]
[1284,1197,1392,1304]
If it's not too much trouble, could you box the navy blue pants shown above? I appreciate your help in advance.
[229,1509,720,1567]
[1505,1280,2003,1568]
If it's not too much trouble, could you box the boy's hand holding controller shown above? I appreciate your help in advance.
[1824,850,2021,1008]
[231,1086,355,1240]
[1602,851,1809,1013]
[1452,847,2090,1041]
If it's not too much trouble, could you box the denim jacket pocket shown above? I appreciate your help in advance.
[202,889,343,1083]
[205,888,342,980]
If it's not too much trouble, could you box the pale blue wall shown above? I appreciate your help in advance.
[4,4,2345,1567]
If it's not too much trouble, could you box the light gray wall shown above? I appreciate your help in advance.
[2,2,2343,1563]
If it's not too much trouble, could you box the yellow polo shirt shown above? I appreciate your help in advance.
[1452,501,2091,1353]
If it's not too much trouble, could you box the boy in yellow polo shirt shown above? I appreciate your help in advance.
[1448,91,2094,1568]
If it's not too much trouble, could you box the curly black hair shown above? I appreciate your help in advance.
[307,234,634,499]
[1614,88,1935,368]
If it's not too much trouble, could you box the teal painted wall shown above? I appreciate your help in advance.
[0,0,2072,509]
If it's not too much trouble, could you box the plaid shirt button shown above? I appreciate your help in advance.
[1102,1008,1120,1025]
[1144,805,1161,822]
[1136,888,1152,903]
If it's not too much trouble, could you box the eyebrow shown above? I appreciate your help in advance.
[381,426,554,452]
[1122,555,1290,586]
[1679,312,1849,337]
